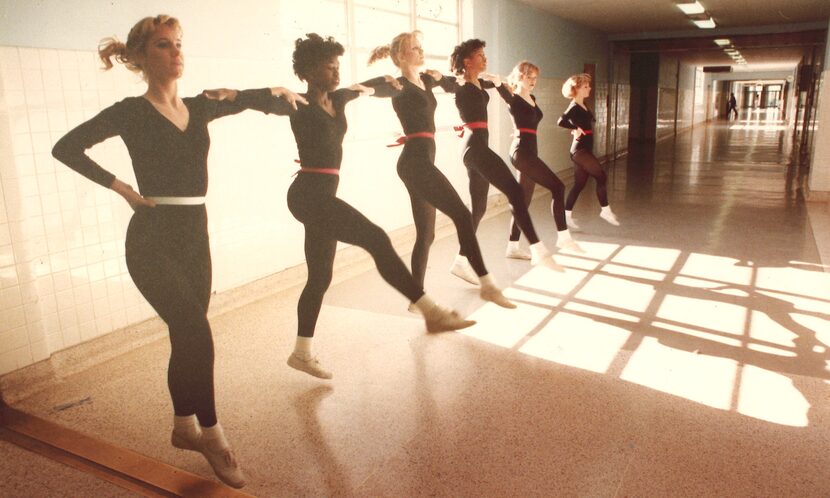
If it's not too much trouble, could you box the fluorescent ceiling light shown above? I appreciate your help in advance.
[677,1,705,15]
[725,49,739,54]
[693,18,716,28]
[714,38,731,46]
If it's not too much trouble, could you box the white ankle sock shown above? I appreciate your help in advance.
[601,205,613,215]
[294,336,312,356]
[557,229,572,242]
[413,294,436,315]
[201,422,229,449]
[479,273,496,288]
[174,415,199,436]
[530,241,549,257]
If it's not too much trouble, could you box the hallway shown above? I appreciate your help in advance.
[2,114,830,496]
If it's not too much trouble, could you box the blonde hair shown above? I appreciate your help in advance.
[98,14,181,73]
[368,31,421,67]
[562,73,591,99]
[507,60,539,88]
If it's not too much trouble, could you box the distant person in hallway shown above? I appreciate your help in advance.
[727,92,738,119]
[558,73,619,228]
[51,15,307,488]
[497,61,584,259]
[283,34,476,381]
[447,39,561,283]
[367,31,514,310]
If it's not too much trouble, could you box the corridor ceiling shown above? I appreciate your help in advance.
[517,0,829,71]
[517,0,830,34]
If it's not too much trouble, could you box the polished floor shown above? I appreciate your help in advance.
[3,111,830,497]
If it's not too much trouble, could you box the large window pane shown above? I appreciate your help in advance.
[353,7,411,50]
[280,0,347,41]
[417,19,459,57]
[355,0,410,13]
[416,0,458,23]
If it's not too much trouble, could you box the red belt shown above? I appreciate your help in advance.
[387,132,435,147]
[294,167,340,176]
[514,128,537,137]
[582,130,593,135]
[453,121,488,137]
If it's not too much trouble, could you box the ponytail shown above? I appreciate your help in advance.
[367,45,391,66]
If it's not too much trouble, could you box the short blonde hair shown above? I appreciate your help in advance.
[368,31,421,67]
[507,61,539,88]
[98,15,181,74]
[562,73,591,99]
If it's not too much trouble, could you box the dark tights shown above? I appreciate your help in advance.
[288,173,424,338]
[508,149,566,240]
[399,140,487,286]
[126,205,216,427]
[462,137,539,256]
[565,149,608,210]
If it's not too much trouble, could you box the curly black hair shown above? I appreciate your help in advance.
[292,33,345,81]
[449,38,485,75]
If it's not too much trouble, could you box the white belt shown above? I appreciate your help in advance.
[146,196,206,205]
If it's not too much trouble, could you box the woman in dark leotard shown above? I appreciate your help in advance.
[368,31,514,310]
[499,61,583,257]
[284,34,475,381]
[51,15,306,488]
[447,39,560,280]
[558,73,619,228]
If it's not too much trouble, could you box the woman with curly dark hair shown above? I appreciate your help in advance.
[284,34,475,381]
[446,39,560,281]
[368,31,514,310]
[51,15,306,488]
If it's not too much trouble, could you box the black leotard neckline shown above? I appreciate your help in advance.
[139,96,192,134]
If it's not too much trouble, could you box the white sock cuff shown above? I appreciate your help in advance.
[479,273,495,287]
[529,241,547,252]
[294,336,313,355]
[414,294,436,314]
[557,229,572,241]
[601,205,613,213]
[174,414,198,432]
[202,422,226,440]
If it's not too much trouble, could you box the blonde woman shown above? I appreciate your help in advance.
[499,61,582,258]
[52,14,304,488]
[368,31,514,309]
[558,73,619,228]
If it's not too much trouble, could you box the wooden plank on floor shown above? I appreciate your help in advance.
[0,402,253,498]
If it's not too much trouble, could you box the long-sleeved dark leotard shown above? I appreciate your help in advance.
[499,90,568,235]
[557,102,594,155]
[388,73,489,286]
[447,78,540,250]
[51,89,292,427]
[286,78,424,338]
[556,101,608,209]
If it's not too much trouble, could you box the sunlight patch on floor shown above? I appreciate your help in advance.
[519,312,632,373]
[748,311,797,356]
[613,245,681,272]
[575,273,656,314]
[456,243,828,427]
[620,336,737,409]
[656,294,747,336]
[461,298,553,349]
[737,365,809,426]
[680,253,753,286]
